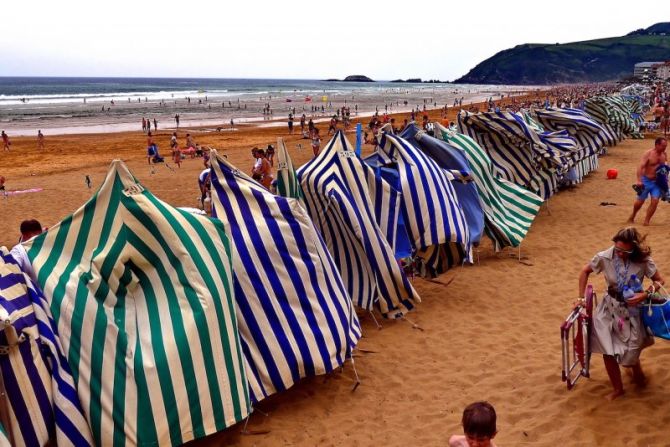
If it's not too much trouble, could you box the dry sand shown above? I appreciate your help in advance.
[1,102,669,446]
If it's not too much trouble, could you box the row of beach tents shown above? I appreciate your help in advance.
[0,91,646,446]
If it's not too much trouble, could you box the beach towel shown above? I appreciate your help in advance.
[5,188,44,196]
[24,160,251,446]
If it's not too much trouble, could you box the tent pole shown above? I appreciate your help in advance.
[367,311,382,330]
[349,357,361,392]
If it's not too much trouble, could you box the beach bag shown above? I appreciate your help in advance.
[642,286,670,340]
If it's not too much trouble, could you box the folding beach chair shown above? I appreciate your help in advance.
[561,285,595,390]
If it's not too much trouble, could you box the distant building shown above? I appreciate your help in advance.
[634,61,664,78]
[656,62,670,80]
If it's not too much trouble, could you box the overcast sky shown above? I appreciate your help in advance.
[1,1,665,80]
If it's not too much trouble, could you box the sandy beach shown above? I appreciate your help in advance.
[1,97,669,446]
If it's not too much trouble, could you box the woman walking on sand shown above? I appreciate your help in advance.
[37,130,45,151]
[577,227,665,400]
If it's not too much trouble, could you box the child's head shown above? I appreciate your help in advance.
[462,401,497,447]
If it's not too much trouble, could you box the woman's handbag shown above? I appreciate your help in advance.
[642,285,670,340]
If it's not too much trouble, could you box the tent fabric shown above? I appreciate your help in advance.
[399,124,485,246]
[275,137,303,199]
[533,108,607,156]
[457,110,566,199]
[0,424,10,447]
[371,131,472,276]
[584,96,638,139]
[25,160,251,447]
[297,131,419,317]
[0,248,93,447]
[208,151,361,403]
[433,123,542,250]
[532,108,605,183]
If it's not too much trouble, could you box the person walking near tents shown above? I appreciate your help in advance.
[37,130,45,151]
[2,131,10,151]
[577,227,665,400]
[251,148,274,190]
[311,128,321,157]
[628,137,667,226]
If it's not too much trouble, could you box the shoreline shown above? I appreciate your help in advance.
[0,87,537,137]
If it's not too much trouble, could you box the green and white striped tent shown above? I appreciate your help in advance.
[24,160,251,446]
[275,137,303,199]
[434,123,542,250]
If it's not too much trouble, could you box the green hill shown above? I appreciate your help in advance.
[456,23,670,85]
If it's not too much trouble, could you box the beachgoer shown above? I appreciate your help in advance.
[175,114,180,128]
[142,117,146,132]
[2,131,10,151]
[311,128,321,157]
[153,118,158,131]
[449,402,498,447]
[578,227,665,400]
[288,113,294,135]
[266,144,275,167]
[0,175,6,198]
[170,132,178,149]
[628,137,668,225]
[172,143,182,168]
[37,130,45,151]
[147,132,157,171]
[186,133,196,150]
[198,168,211,210]
[10,219,44,284]
[251,149,274,189]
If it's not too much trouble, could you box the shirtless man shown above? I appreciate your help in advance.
[628,137,668,225]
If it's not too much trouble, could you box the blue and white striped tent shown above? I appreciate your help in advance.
[209,151,361,403]
[0,248,93,447]
[297,131,419,317]
[400,124,485,247]
[532,108,605,181]
[367,131,472,277]
[433,124,542,250]
[25,160,251,446]
[458,110,567,199]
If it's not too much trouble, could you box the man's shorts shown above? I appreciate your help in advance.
[637,175,662,200]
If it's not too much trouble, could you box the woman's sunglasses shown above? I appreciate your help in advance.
[614,246,634,254]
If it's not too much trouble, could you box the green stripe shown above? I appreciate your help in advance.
[112,264,133,447]
[173,207,250,421]
[125,253,182,446]
[146,193,246,426]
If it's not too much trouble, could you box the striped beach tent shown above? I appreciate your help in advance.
[208,151,361,403]
[297,131,419,317]
[400,124,485,246]
[0,248,93,447]
[585,96,640,140]
[434,123,542,250]
[275,137,303,199]
[533,108,605,180]
[533,108,607,154]
[368,131,472,276]
[457,110,567,199]
[25,160,251,446]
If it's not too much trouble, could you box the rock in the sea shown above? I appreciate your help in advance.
[343,75,374,82]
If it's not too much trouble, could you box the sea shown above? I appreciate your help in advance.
[0,77,535,135]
